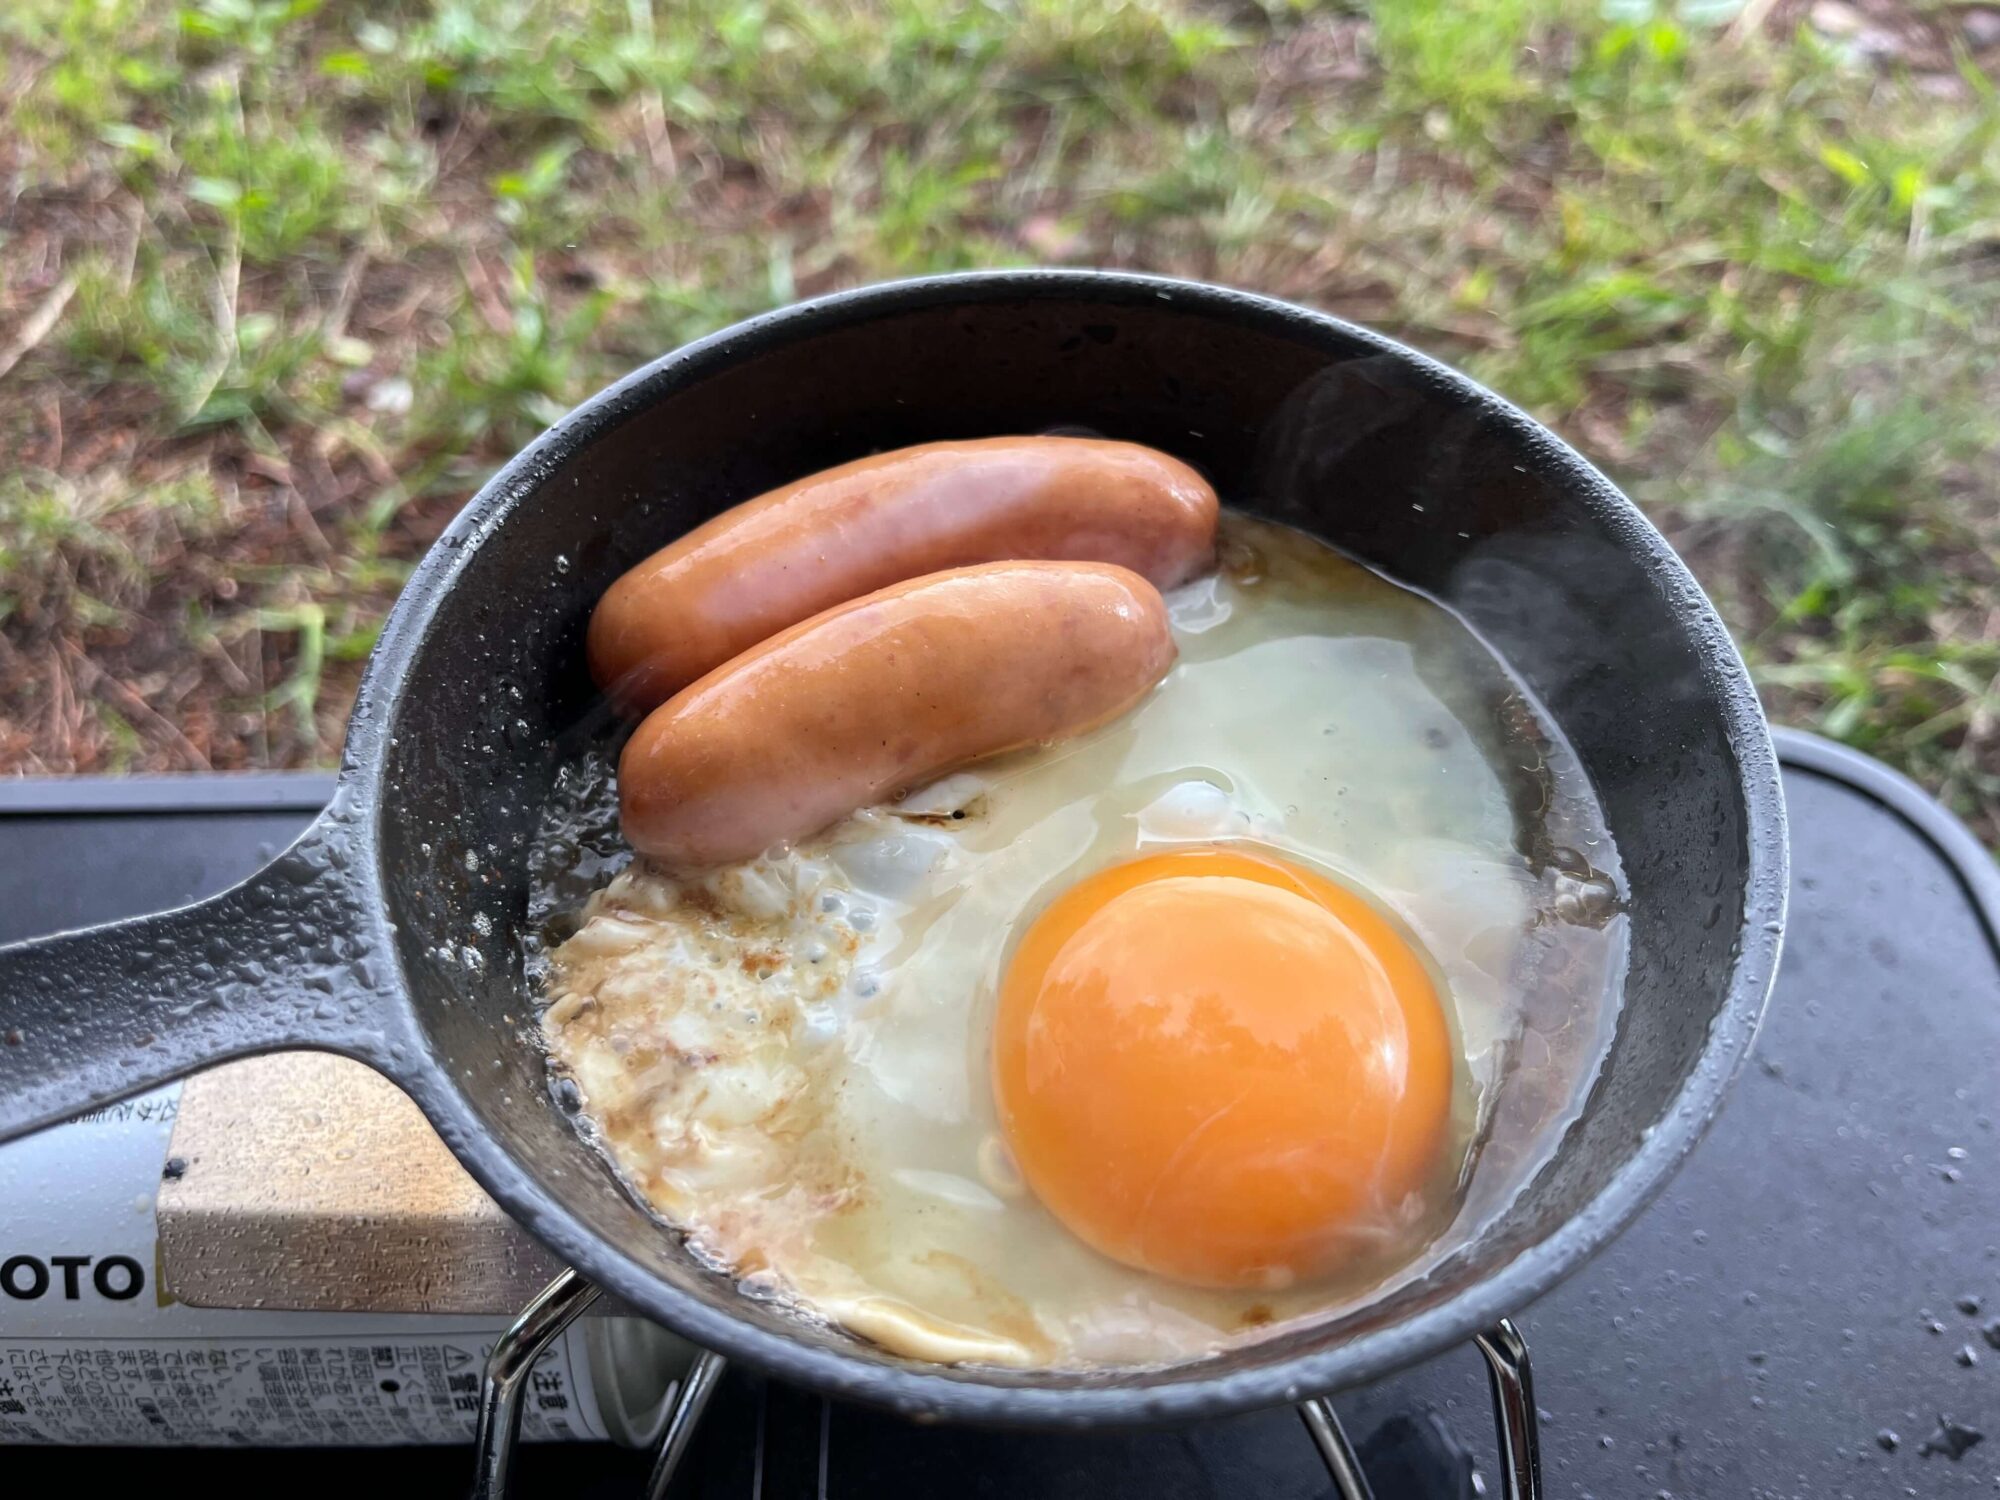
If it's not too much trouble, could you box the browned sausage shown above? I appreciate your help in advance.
[588,437,1214,713]
[620,562,1175,867]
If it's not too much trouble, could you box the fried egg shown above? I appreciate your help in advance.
[537,515,1625,1368]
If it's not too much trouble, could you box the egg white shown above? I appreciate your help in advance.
[541,516,1625,1368]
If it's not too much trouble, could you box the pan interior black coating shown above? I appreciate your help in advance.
[367,274,1782,1421]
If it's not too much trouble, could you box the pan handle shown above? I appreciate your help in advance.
[0,801,410,1145]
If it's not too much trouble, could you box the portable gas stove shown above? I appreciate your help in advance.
[6,730,1997,1498]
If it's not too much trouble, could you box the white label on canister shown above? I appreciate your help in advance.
[0,1331,601,1445]
[0,1086,606,1445]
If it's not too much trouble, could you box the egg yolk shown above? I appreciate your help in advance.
[991,847,1454,1289]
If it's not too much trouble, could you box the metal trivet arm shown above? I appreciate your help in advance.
[643,1347,728,1500]
[467,1268,727,1500]
[470,1269,603,1500]
[1297,1318,1542,1500]
[1473,1319,1542,1499]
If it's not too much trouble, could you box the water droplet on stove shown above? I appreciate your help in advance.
[555,554,572,574]
[1917,1414,1984,1460]
[1877,1428,1900,1452]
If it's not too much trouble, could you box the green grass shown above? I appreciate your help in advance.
[2,0,1998,837]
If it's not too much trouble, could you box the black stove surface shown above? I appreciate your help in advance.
[8,734,1997,1498]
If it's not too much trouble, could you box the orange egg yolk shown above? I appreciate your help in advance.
[991,848,1454,1289]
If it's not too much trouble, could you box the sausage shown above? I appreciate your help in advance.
[588,437,1215,713]
[619,562,1175,867]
